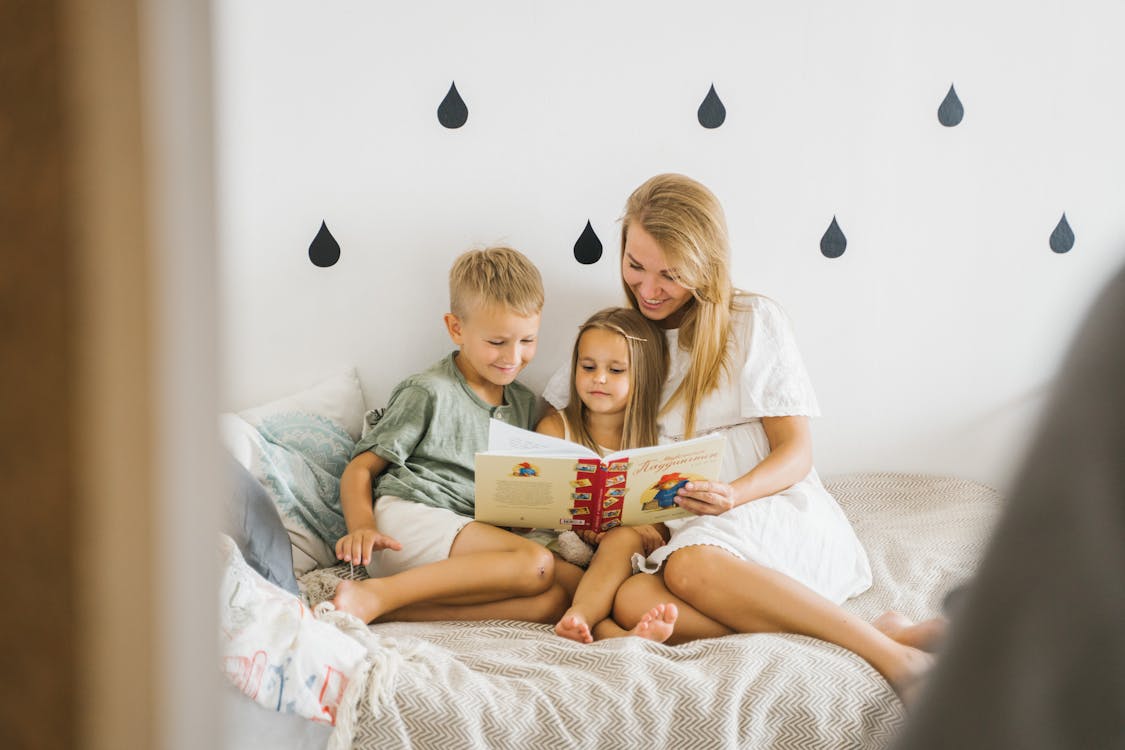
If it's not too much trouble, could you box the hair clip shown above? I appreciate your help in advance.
[579,322,647,342]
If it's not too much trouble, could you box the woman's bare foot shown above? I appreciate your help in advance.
[874,611,948,652]
[555,609,594,644]
[331,579,388,624]
[882,643,936,707]
[630,603,678,643]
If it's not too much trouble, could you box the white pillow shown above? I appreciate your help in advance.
[240,369,367,442]
[222,368,367,574]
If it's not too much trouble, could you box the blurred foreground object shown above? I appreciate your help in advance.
[896,265,1125,749]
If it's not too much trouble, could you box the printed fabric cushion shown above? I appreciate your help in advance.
[219,535,366,725]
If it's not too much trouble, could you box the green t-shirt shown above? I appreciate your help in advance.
[352,352,539,517]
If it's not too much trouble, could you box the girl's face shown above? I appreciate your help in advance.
[575,328,631,417]
[622,224,694,328]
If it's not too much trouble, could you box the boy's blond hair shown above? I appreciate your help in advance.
[449,246,544,318]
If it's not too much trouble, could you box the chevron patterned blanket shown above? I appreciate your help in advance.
[310,473,1000,749]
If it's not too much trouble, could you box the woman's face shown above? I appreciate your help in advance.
[622,224,694,327]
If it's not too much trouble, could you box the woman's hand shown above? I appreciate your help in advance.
[335,524,403,566]
[675,480,738,516]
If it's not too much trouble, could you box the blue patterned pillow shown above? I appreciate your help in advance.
[253,412,351,555]
[222,369,367,574]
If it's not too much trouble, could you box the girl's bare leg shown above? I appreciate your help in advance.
[556,527,644,643]
[588,602,680,643]
[609,570,733,643]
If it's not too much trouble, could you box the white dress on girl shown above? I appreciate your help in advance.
[544,294,872,604]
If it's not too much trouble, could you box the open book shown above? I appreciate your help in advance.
[474,420,725,533]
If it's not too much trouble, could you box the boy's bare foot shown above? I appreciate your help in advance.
[630,602,678,643]
[873,611,948,652]
[555,609,594,644]
[331,579,388,624]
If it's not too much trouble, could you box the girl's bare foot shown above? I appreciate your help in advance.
[874,611,948,652]
[555,609,594,643]
[630,603,678,643]
[331,579,388,624]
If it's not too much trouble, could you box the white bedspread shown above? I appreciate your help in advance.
[290,473,1001,749]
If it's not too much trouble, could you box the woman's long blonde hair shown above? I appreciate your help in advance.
[562,307,668,453]
[620,173,739,438]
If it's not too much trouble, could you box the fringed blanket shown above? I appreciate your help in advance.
[232,473,1001,749]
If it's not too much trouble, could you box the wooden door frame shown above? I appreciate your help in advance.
[2,1,220,748]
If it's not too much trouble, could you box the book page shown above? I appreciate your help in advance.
[474,453,592,530]
[484,419,588,456]
[614,434,726,527]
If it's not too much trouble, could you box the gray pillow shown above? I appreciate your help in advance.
[223,455,299,595]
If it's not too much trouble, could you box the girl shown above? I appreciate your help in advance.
[536,307,679,643]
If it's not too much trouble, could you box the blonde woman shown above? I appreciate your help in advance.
[543,174,941,697]
[537,307,678,643]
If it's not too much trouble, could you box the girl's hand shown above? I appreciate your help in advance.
[633,524,668,555]
[576,529,606,547]
[335,525,403,566]
[675,480,737,516]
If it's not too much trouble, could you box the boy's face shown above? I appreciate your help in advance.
[444,304,541,391]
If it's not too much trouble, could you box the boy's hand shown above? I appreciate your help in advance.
[335,525,403,566]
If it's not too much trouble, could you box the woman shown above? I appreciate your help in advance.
[544,174,939,697]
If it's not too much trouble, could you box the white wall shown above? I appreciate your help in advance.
[214,0,1125,492]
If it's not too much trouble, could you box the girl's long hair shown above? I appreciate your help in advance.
[620,173,742,438]
[562,307,668,453]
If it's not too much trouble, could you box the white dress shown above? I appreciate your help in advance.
[544,294,872,604]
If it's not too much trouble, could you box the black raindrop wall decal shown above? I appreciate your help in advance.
[1049,213,1075,254]
[437,81,468,129]
[938,84,964,127]
[820,216,847,259]
[574,220,603,265]
[308,221,341,268]
[697,84,726,129]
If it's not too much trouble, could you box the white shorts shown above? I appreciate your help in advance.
[365,495,473,578]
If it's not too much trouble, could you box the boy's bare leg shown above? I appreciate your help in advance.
[376,558,583,625]
[556,527,644,643]
[332,523,557,623]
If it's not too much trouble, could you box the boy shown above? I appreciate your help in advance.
[332,246,580,624]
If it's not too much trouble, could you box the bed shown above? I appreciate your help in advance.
[219,371,1001,749]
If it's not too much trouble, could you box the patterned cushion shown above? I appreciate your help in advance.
[222,369,366,574]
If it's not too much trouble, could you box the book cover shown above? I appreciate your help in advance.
[474,420,726,532]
